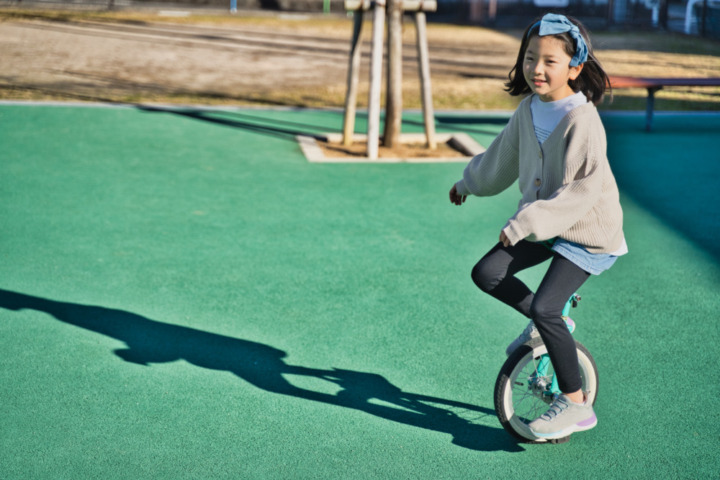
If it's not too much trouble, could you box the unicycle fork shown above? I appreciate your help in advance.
[528,293,580,403]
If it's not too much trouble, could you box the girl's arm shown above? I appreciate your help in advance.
[453,110,521,198]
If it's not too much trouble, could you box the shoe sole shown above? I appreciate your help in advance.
[531,414,597,440]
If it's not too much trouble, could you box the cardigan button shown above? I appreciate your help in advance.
[535,178,542,187]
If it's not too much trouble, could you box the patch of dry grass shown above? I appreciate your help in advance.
[1,7,718,110]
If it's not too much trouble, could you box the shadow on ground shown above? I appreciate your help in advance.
[0,289,523,453]
[139,105,339,140]
[602,113,720,263]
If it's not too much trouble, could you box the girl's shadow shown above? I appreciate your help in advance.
[0,289,522,452]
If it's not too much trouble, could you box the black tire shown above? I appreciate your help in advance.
[493,339,599,444]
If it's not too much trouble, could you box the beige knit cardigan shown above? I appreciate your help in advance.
[455,95,625,254]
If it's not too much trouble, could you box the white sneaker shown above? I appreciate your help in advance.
[528,394,597,439]
[505,321,539,356]
[505,317,576,356]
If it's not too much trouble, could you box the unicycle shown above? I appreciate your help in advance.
[493,294,599,444]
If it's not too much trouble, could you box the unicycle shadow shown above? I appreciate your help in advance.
[0,289,523,453]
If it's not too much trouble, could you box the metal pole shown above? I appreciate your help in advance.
[414,11,436,149]
[367,0,385,160]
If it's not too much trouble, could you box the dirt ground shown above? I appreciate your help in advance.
[319,139,466,159]
[0,13,359,105]
[1,8,719,111]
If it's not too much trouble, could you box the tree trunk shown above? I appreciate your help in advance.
[383,0,403,148]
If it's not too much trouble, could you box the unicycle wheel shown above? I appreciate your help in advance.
[493,340,598,444]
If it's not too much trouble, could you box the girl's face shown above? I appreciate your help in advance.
[523,35,584,102]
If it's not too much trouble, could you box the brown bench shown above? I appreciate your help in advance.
[608,76,720,131]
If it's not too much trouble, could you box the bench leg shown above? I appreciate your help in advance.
[645,86,662,132]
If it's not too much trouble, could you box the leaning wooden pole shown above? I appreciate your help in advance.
[383,0,403,149]
[342,10,364,146]
[367,0,386,160]
[414,10,437,149]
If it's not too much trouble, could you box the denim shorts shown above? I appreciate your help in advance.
[551,238,619,275]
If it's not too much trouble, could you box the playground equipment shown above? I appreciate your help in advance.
[342,0,438,160]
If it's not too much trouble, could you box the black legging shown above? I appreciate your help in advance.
[472,240,590,393]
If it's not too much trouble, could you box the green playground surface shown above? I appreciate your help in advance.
[1,103,718,479]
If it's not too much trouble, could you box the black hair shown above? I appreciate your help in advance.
[504,15,611,105]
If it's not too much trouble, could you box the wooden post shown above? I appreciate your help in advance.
[468,0,483,23]
[414,11,436,150]
[383,0,403,149]
[488,0,497,22]
[367,0,386,160]
[342,10,364,146]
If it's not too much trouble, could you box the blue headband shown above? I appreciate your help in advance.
[528,14,588,67]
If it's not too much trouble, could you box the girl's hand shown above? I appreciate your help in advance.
[499,230,511,247]
[449,184,467,206]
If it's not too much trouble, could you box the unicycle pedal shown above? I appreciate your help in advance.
[548,436,571,444]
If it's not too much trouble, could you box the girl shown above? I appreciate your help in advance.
[449,14,627,440]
